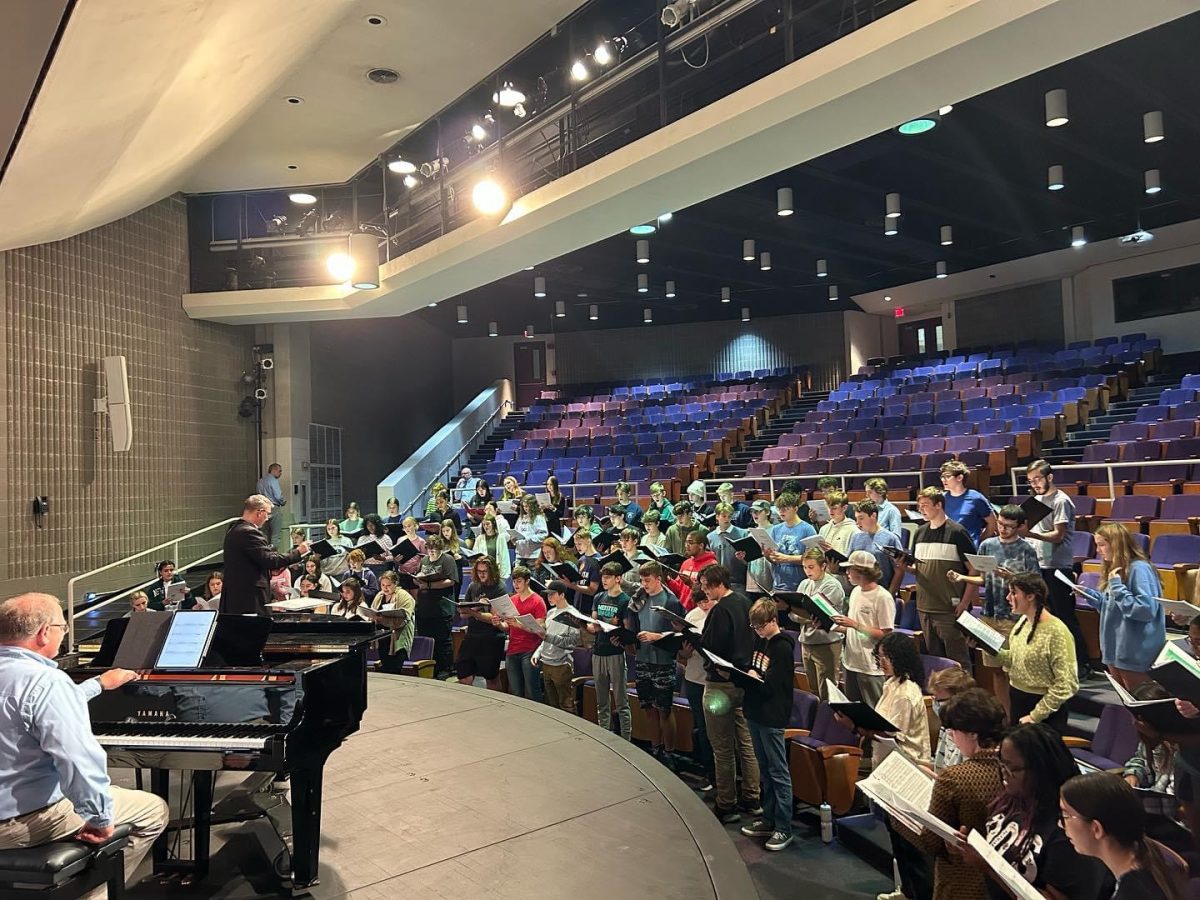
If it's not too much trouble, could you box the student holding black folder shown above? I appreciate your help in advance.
[631,562,686,766]
[590,562,635,741]
[695,564,761,824]
[414,535,459,679]
[570,529,602,616]
[792,548,846,703]
[729,599,796,852]
[455,557,508,691]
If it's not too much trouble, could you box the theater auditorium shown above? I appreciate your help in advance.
[1,1,1199,898]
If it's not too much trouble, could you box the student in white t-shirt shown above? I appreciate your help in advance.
[832,549,895,708]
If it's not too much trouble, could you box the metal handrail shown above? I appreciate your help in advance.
[67,517,240,639]
[399,399,514,518]
[1010,456,1200,500]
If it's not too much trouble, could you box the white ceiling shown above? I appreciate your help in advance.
[0,0,585,251]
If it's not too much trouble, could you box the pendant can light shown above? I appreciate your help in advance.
[816,259,828,278]
[665,280,676,298]
[643,308,653,324]
[1143,110,1164,143]
[1071,226,1087,247]
[1144,169,1161,194]
[720,287,731,303]
[637,273,648,293]
[936,261,947,278]
[828,284,838,301]
[636,240,650,264]
[742,239,755,261]
[456,305,468,324]
[488,321,498,337]
[1045,88,1068,127]
[555,300,566,318]
[777,187,794,216]
[885,193,901,219]
[1048,165,1064,191]
[940,225,953,246]
[533,276,546,298]
[760,252,771,271]
[741,307,750,322]
[589,304,598,321]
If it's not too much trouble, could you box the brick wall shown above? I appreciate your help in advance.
[0,196,256,598]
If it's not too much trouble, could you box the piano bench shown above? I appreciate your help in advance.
[0,823,130,900]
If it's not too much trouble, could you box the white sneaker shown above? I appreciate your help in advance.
[876,891,907,900]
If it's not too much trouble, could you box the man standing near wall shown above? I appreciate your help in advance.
[255,464,286,546]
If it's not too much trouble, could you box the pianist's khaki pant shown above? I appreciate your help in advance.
[0,786,168,898]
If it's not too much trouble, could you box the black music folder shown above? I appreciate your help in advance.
[1150,642,1200,704]
[598,550,634,574]
[1021,496,1054,526]
[308,539,343,559]
[547,561,583,583]
[723,534,762,563]
[772,591,837,632]
[827,680,900,733]
[355,540,386,559]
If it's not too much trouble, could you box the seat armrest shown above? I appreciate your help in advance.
[817,743,863,759]
[786,729,813,740]
[1061,736,1091,748]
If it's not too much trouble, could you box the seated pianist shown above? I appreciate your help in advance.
[0,593,169,897]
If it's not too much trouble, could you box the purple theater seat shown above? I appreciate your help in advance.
[1071,531,1095,562]
[1107,495,1160,525]
[1151,534,1200,568]
[764,447,789,464]
[772,460,801,476]
[797,459,830,476]
[1110,423,1151,443]
[851,441,882,458]
[1171,401,1200,422]
[780,433,804,447]
[791,703,860,751]
[945,436,980,453]
[1151,420,1197,441]
[1166,438,1200,460]
[802,432,830,447]
[1123,441,1162,463]
[945,421,977,436]
[859,456,891,474]
[1073,495,1096,517]
[747,461,771,477]
[914,424,946,439]
[1160,389,1198,408]
[921,655,960,685]
[980,433,1015,452]
[914,437,946,455]
[791,691,819,730]
[1070,705,1138,771]
[883,439,913,455]
[1082,442,1122,464]
[1135,406,1170,424]
[790,445,819,462]
[889,453,922,472]
[819,442,851,460]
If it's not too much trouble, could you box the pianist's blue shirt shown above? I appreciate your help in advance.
[0,646,112,825]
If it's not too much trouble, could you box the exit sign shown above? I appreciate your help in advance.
[894,307,906,318]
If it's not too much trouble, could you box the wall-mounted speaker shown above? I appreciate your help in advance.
[95,356,132,451]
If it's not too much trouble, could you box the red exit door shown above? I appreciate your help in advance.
[513,341,546,408]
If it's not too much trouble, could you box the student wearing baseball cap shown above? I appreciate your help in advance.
[831,549,896,707]
[534,580,582,713]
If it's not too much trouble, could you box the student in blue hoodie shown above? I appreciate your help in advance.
[1075,523,1165,691]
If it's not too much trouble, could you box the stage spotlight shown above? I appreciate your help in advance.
[403,174,418,189]
[289,192,316,205]
[266,214,289,234]
[493,82,525,107]
[419,158,445,178]
[512,103,526,118]
[471,122,488,142]
[387,158,416,174]
[472,177,509,215]
[661,0,693,28]
[326,252,354,282]
[570,60,588,82]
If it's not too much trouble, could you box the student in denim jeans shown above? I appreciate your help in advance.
[589,562,634,740]
[497,566,547,701]
[731,598,796,852]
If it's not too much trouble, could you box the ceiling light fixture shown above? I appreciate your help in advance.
[289,192,317,205]
[665,280,676,298]
[512,103,526,118]
[555,300,566,318]
[1144,169,1162,195]
[816,259,828,277]
[884,219,898,237]
[533,276,546,298]
[643,308,653,324]
[348,232,379,289]
[457,305,468,324]
[884,295,893,302]
[1071,225,1087,247]
[897,117,937,135]
[1143,110,1164,143]
[472,177,508,215]
[1048,164,1064,191]
[493,82,525,107]
[589,304,599,321]
[403,174,418,189]
[570,60,589,82]
[525,324,535,338]
[938,104,954,115]
[760,252,771,271]
[1044,89,1068,127]
[630,223,656,235]
[938,225,953,246]
[636,240,650,264]
[885,193,901,219]
[326,252,354,282]
[637,273,649,293]
[741,307,750,323]
[742,239,755,261]
[936,261,947,278]
[470,122,488,142]
[488,321,498,337]
[387,158,416,174]
[777,187,794,216]
[721,287,731,303]
[828,285,838,301]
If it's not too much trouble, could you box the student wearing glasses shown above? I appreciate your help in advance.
[938,460,996,547]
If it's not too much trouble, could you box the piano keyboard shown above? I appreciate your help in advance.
[92,722,285,753]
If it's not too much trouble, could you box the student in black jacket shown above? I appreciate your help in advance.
[730,598,796,852]
[696,564,760,824]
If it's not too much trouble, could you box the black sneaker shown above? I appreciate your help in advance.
[740,819,773,837]
[765,831,794,852]
[741,802,764,816]
[715,806,742,825]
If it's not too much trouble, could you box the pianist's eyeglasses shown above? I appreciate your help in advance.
[46,622,69,631]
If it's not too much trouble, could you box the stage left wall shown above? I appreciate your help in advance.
[0,196,257,599]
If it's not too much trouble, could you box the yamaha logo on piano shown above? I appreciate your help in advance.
[127,709,176,722]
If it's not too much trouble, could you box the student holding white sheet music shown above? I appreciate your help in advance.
[533,581,582,713]
[454,557,509,690]
[414,535,460,679]
[848,500,905,594]
[791,548,846,704]
[468,514,511,582]
[641,509,666,548]
[331,577,370,619]
[497,566,547,701]
[591,562,635,741]
[318,519,352,576]
[1072,523,1166,691]
[541,475,568,536]
[373,571,416,674]
[514,495,549,553]
[817,492,857,559]
[834,550,896,707]
[147,560,191,611]
[890,688,1006,900]
[764,492,818,591]
[968,724,1112,900]
[984,572,1078,731]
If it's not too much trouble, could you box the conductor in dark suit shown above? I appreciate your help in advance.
[222,494,309,614]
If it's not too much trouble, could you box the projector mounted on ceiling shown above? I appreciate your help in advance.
[1119,229,1155,245]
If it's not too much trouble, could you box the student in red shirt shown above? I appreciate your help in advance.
[668,530,718,610]
[496,565,547,701]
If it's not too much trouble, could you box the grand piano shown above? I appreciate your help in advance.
[69,614,385,891]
